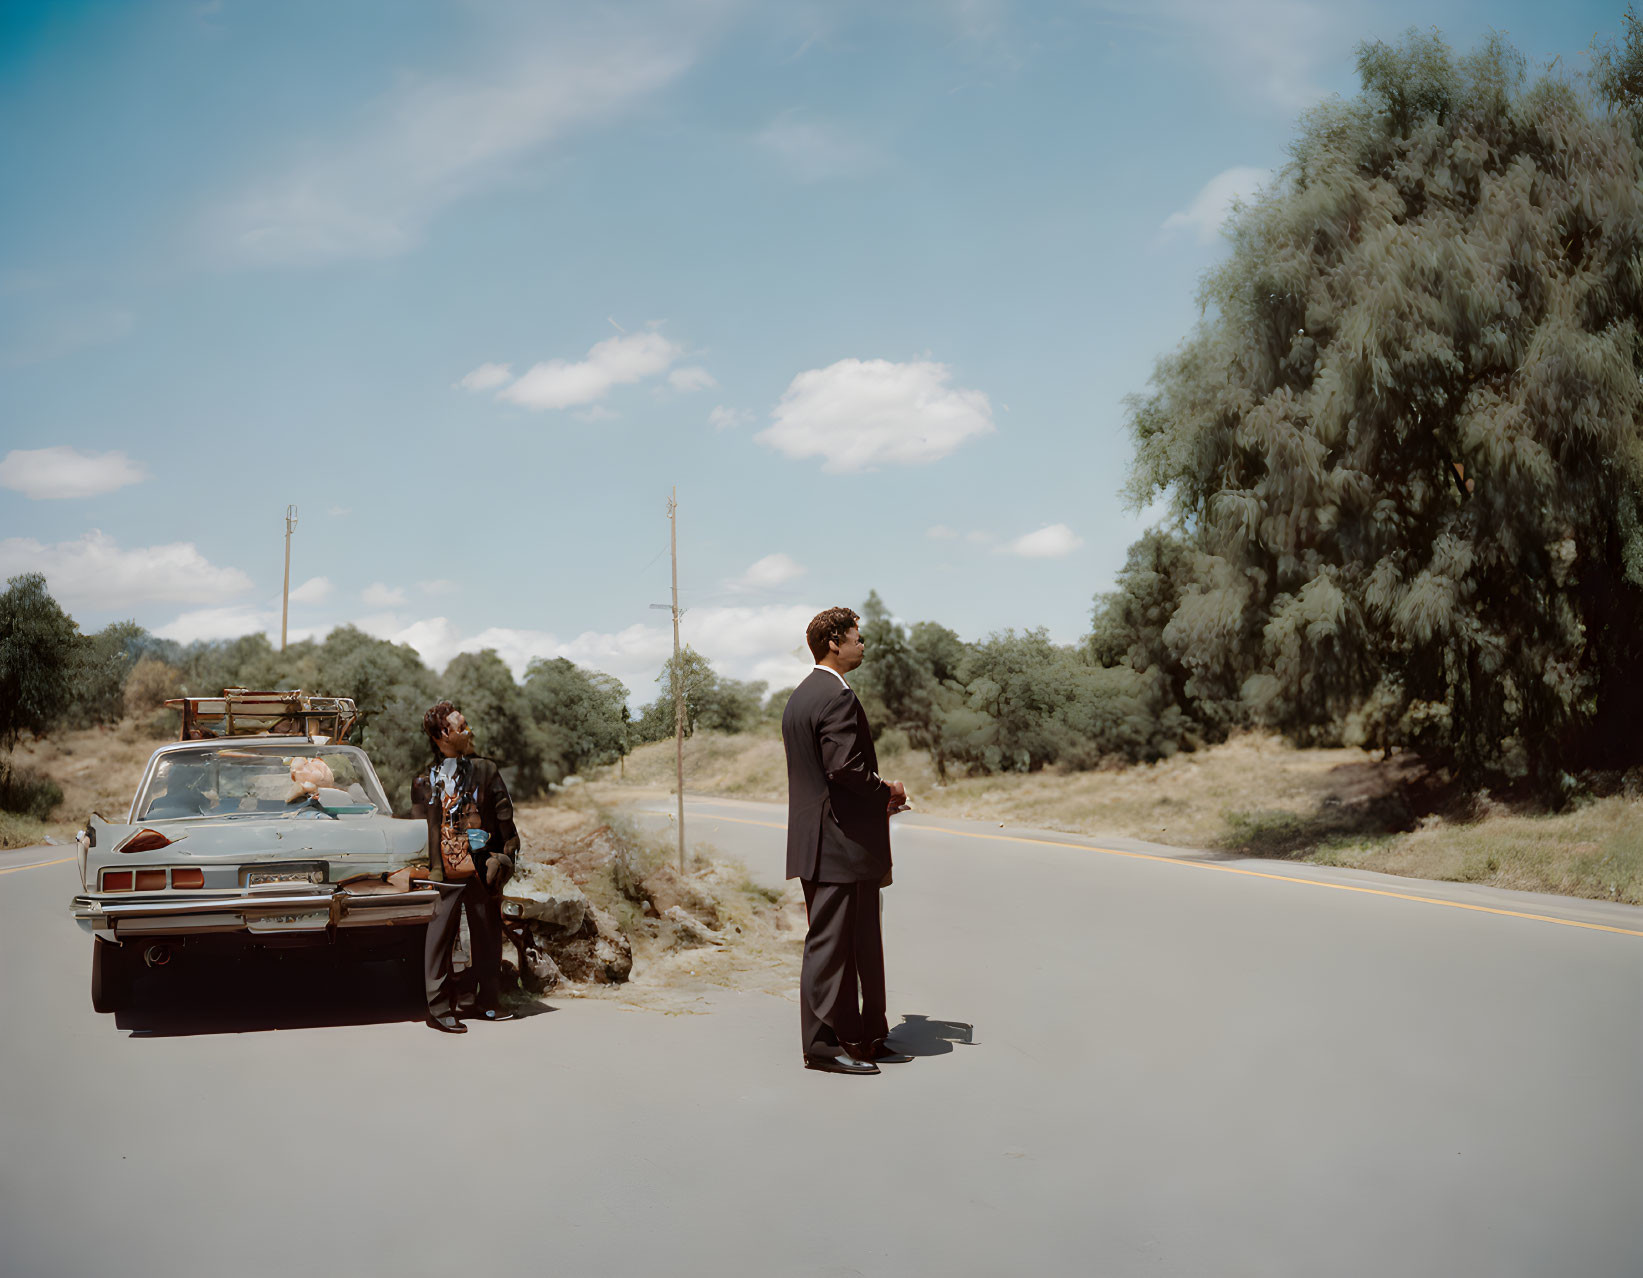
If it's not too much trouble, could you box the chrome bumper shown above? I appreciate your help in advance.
[71,887,441,940]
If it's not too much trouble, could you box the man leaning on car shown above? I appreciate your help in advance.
[411,700,518,1033]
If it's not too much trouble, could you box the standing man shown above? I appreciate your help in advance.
[782,607,912,1075]
[411,700,518,1033]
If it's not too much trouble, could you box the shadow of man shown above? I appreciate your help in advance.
[890,1013,976,1057]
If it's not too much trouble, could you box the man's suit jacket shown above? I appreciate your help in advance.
[409,754,519,889]
[782,668,892,883]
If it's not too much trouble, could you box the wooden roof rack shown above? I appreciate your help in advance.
[163,688,360,743]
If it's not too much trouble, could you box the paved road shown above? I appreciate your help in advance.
[3,798,1641,1277]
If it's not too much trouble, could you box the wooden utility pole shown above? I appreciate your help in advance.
[280,504,299,652]
[668,488,685,872]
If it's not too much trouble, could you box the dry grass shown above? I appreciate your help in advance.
[1307,801,1643,903]
[613,729,791,801]
[596,729,1643,906]
[605,729,1372,848]
[3,721,163,847]
[12,721,1641,907]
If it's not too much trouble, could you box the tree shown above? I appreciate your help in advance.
[442,649,550,797]
[311,626,440,813]
[67,620,147,728]
[763,687,795,723]
[636,647,717,741]
[1121,28,1643,790]
[1592,5,1643,132]
[0,574,79,754]
[852,594,965,779]
[522,657,630,781]
[124,656,182,715]
[179,632,284,698]
[1090,530,1224,740]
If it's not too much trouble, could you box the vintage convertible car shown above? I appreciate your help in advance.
[70,690,437,1012]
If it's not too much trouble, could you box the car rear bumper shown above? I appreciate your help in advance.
[71,885,440,941]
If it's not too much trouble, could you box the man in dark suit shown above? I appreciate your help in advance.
[410,700,519,1033]
[782,606,911,1075]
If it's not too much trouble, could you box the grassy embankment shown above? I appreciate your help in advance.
[596,728,1643,906]
[12,720,1643,906]
[4,724,164,848]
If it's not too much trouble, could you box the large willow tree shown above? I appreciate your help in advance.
[1124,28,1643,790]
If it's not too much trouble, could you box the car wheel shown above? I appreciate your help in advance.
[90,938,133,1013]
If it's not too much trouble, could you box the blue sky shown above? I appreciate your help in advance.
[0,0,1623,699]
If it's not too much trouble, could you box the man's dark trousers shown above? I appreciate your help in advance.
[782,666,896,1058]
[424,879,501,1018]
[800,878,888,1056]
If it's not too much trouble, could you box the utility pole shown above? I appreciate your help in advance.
[648,491,687,871]
[668,487,685,873]
[280,504,299,652]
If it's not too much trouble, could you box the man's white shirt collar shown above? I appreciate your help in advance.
[813,664,850,689]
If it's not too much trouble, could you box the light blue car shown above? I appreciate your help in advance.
[72,722,434,1013]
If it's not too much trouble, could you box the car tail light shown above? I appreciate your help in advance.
[118,828,173,855]
[171,868,204,889]
[134,869,167,891]
[103,870,133,892]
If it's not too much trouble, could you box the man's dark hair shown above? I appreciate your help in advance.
[806,607,861,663]
[422,700,460,750]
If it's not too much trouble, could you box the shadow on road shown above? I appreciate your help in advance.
[111,954,554,1038]
[890,1013,976,1056]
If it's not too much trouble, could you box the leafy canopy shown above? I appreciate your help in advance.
[1120,27,1643,788]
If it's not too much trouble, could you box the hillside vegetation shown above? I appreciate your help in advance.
[598,728,1643,906]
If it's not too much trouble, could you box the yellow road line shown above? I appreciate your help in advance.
[0,855,74,877]
[657,808,1643,940]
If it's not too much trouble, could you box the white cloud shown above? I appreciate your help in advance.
[0,447,147,500]
[555,624,677,690]
[287,576,332,604]
[926,524,960,540]
[1162,166,1273,244]
[757,113,886,183]
[758,358,994,473]
[685,604,819,691]
[0,530,252,611]
[362,583,408,608]
[728,553,805,593]
[709,405,750,430]
[457,362,513,392]
[374,615,673,695]
[201,8,710,266]
[1007,523,1084,558]
[667,365,716,392]
[155,605,278,644]
[362,602,819,704]
[499,331,681,411]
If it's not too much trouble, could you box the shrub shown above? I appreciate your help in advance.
[0,765,63,820]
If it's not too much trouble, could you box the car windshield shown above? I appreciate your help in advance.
[134,744,391,821]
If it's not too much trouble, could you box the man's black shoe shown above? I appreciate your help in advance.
[426,1014,467,1034]
[865,1041,913,1063]
[465,1006,515,1023]
[803,1051,880,1075]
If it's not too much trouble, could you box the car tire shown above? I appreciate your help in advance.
[90,938,133,1013]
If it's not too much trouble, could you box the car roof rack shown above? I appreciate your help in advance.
[163,688,360,744]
